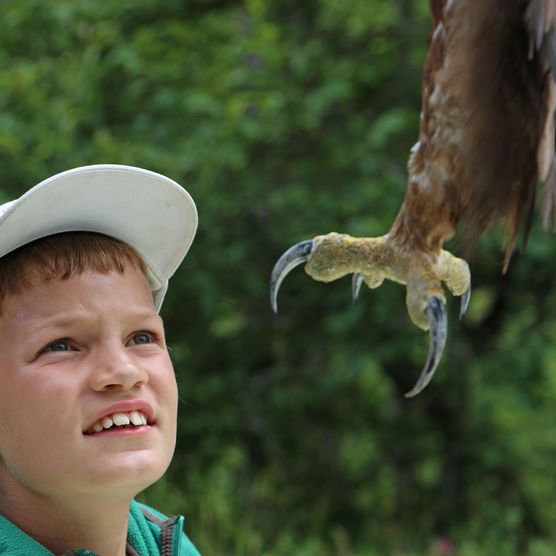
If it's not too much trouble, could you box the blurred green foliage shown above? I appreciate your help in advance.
[2,1,556,554]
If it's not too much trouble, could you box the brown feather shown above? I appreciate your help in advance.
[390,0,556,270]
[542,157,556,229]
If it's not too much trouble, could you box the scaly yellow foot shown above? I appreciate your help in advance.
[270,232,470,397]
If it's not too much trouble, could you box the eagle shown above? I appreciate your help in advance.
[270,0,556,397]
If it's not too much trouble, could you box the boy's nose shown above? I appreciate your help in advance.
[88,345,148,392]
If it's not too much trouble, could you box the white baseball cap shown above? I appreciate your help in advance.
[0,164,198,311]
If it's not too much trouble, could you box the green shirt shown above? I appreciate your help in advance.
[0,500,200,555]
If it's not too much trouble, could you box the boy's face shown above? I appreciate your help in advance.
[0,265,178,503]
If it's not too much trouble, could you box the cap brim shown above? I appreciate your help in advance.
[0,164,198,310]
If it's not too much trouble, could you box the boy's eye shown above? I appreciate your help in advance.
[42,339,71,353]
[128,332,154,346]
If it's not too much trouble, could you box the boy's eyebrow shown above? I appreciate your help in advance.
[31,310,163,332]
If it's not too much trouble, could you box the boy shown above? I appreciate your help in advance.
[0,165,200,555]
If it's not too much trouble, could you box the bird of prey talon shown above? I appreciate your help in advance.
[270,232,470,397]
[271,0,556,396]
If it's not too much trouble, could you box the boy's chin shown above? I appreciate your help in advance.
[82,450,173,495]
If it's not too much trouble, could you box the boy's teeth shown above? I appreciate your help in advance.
[112,413,130,426]
[90,411,148,433]
[129,411,143,426]
[102,416,114,429]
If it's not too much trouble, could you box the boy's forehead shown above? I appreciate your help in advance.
[1,267,157,326]
[0,231,160,315]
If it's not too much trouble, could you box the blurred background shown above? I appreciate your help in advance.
[3,1,556,554]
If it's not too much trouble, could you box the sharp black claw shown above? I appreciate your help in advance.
[270,240,314,313]
[459,286,471,319]
[352,273,363,303]
[404,296,447,398]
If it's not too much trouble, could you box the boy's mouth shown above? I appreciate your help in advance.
[84,411,150,435]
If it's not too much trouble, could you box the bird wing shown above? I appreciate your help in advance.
[390,0,556,269]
